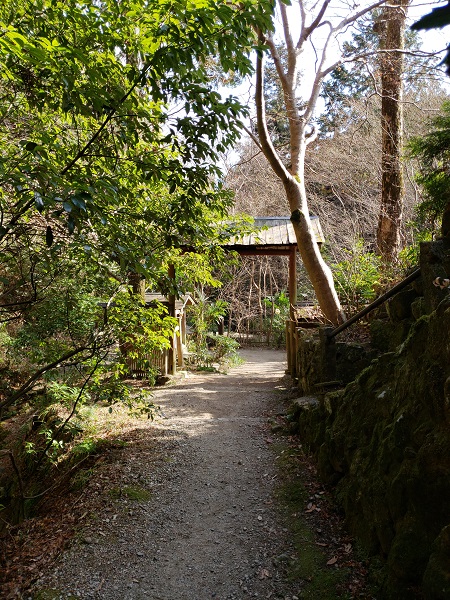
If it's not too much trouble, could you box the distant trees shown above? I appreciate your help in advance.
[249,0,431,324]
[228,0,446,292]
[223,1,447,329]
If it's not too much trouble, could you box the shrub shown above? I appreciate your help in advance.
[332,239,381,312]
[263,291,290,347]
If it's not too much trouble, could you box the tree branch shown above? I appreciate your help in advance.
[305,125,318,146]
[0,345,94,414]
[255,42,290,183]
[334,0,388,35]
[264,35,291,95]
[298,0,331,47]
[279,1,295,59]
[241,124,263,151]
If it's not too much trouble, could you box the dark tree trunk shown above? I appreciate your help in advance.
[377,0,409,263]
[128,271,146,299]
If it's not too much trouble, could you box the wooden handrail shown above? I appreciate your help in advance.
[327,268,421,339]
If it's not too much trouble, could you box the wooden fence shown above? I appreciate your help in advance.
[125,348,169,378]
[286,319,321,379]
[124,331,180,378]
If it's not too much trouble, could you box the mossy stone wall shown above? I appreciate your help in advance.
[292,241,450,599]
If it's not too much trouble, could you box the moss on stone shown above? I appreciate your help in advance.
[291,292,450,597]
[423,525,450,600]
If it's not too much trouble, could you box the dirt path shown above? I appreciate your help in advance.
[35,349,301,599]
[33,349,362,600]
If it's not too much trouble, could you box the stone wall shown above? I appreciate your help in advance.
[291,241,450,599]
[296,327,377,395]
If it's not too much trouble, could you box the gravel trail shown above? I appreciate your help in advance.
[36,349,303,600]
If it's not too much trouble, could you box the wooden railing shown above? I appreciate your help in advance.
[327,268,421,339]
[286,268,422,378]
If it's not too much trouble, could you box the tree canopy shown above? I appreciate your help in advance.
[0,0,275,415]
[408,100,450,229]
[0,0,273,257]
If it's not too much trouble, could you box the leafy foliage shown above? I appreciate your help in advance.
[0,0,274,275]
[407,101,450,230]
[332,239,381,312]
[0,0,274,408]
[210,335,243,371]
[188,292,225,351]
[263,291,290,348]
[0,0,277,519]
[186,292,242,370]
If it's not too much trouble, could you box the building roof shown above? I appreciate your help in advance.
[226,216,324,249]
[144,293,194,312]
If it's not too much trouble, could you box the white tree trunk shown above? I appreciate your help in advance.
[284,176,346,325]
[251,0,396,324]
[255,37,346,325]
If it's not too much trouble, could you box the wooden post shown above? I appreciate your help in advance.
[289,320,296,378]
[177,316,184,368]
[181,311,187,345]
[168,264,176,375]
[218,317,224,335]
[162,349,169,376]
[288,247,297,320]
[287,247,297,376]
[286,320,291,374]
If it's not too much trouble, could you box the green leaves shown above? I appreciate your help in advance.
[411,3,450,31]
[407,101,450,227]
[332,239,381,313]
[0,0,274,245]
[0,0,284,431]
[0,0,278,307]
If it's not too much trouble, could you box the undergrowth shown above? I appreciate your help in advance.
[0,384,158,530]
[273,441,375,599]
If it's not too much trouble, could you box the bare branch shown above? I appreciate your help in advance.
[334,0,388,35]
[231,147,264,168]
[298,0,332,47]
[279,1,294,57]
[264,35,291,94]
[320,46,444,83]
[241,124,263,151]
[305,125,318,146]
[255,43,290,183]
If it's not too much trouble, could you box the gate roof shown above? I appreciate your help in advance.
[226,216,324,253]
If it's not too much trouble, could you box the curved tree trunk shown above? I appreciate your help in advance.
[253,0,390,324]
[284,177,345,325]
[255,41,345,325]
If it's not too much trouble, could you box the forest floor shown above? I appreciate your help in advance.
[3,348,375,600]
